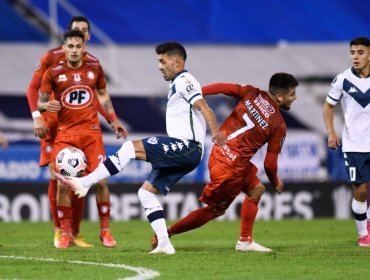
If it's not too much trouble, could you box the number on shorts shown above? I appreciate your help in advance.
[227,113,255,140]
[349,167,356,182]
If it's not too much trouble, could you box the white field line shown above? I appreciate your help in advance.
[0,255,160,280]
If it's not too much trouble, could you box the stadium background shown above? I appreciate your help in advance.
[0,0,368,222]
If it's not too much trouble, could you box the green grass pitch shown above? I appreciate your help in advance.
[0,219,370,279]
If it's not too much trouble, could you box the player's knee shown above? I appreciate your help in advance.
[248,183,265,201]
[95,180,108,193]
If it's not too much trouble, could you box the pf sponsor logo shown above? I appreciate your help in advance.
[61,85,94,109]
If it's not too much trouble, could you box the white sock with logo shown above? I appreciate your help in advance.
[138,188,169,248]
[81,141,135,188]
[352,199,368,237]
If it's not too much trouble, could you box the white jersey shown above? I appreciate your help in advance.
[326,67,370,152]
[166,70,206,147]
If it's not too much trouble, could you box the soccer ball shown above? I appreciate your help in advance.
[55,147,87,177]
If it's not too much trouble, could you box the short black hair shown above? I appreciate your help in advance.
[68,16,90,32]
[155,42,187,61]
[63,29,85,42]
[269,73,298,95]
[350,37,370,47]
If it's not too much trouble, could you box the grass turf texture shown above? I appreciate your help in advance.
[0,219,369,279]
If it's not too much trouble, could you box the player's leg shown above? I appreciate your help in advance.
[138,182,175,255]
[155,156,239,249]
[237,164,271,252]
[95,179,116,248]
[344,152,370,246]
[70,192,93,247]
[141,137,202,254]
[352,183,370,246]
[46,163,61,246]
[39,136,61,247]
[56,179,73,248]
[81,140,138,188]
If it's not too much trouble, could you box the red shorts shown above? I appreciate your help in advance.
[199,155,260,213]
[39,112,58,167]
[53,130,105,175]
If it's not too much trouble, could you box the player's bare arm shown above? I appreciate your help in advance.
[323,102,340,150]
[193,98,226,146]
[35,92,60,138]
[96,88,128,139]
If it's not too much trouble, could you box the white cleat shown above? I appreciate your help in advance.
[149,243,176,255]
[235,240,272,252]
[55,173,89,198]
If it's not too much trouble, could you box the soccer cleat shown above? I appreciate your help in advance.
[100,230,117,248]
[55,234,72,249]
[55,173,89,198]
[53,229,62,248]
[73,234,94,248]
[149,242,175,255]
[235,240,272,252]
[358,235,370,247]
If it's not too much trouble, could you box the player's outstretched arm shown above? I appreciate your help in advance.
[202,83,241,97]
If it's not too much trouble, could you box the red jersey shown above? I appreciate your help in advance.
[40,60,106,133]
[26,47,110,121]
[203,83,286,172]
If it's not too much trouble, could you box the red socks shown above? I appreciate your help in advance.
[240,197,259,241]
[57,206,72,236]
[47,179,60,229]
[71,191,84,236]
[97,202,111,231]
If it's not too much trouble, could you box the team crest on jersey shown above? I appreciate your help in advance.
[73,73,81,82]
[61,85,94,109]
[58,74,67,82]
[87,71,95,80]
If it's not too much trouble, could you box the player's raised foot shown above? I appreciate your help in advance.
[55,173,89,198]
[55,234,72,249]
[53,229,62,247]
[73,234,94,248]
[358,235,370,247]
[149,242,175,255]
[100,230,117,248]
[235,240,272,252]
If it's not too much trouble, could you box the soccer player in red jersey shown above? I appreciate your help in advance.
[27,25,126,247]
[152,73,298,252]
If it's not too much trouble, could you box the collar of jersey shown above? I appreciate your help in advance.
[171,70,188,82]
[351,67,370,78]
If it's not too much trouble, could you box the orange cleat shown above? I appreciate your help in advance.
[100,230,116,248]
[73,234,94,248]
[55,234,72,249]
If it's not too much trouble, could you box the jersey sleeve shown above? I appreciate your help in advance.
[202,83,243,99]
[266,123,286,154]
[26,52,53,113]
[40,68,54,95]
[96,64,107,89]
[326,73,344,106]
[177,75,203,105]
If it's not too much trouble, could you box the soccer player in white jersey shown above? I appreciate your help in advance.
[56,41,226,254]
[323,36,370,247]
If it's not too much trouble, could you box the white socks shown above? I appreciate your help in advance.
[138,188,169,247]
[352,199,368,237]
[80,141,135,188]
